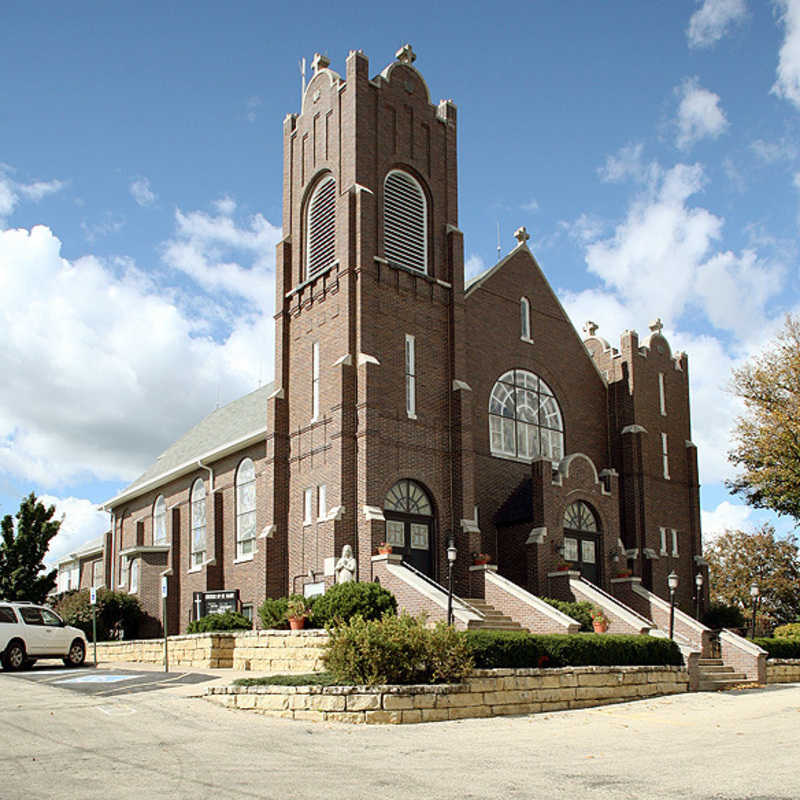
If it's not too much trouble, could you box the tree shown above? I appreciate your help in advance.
[704,524,800,628]
[0,493,60,602]
[727,315,800,521]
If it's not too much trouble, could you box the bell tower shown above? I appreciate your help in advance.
[267,46,479,596]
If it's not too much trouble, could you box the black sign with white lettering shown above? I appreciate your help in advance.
[201,589,240,617]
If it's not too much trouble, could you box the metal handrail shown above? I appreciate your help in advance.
[398,560,485,619]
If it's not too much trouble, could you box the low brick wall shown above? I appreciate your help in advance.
[767,659,800,684]
[94,630,329,672]
[205,665,689,724]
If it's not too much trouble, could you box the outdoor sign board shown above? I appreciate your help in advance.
[193,589,240,618]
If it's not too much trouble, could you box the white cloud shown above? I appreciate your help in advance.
[246,96,262,123]
[773,0,800,109]
[81,212,125,242]
[465,253,486,280]
[0,166,65,224]
[701,500,756,543]
[130,176,156,207]
[675,77,729,150]
[38,495,109,566]
[598,142,652,183]
[687,0,747,49]
[751,137,797,163]
[522,197,539,212]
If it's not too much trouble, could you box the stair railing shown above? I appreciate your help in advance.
[398,560,485,620]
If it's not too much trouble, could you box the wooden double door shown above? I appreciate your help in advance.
[385,514,433,577]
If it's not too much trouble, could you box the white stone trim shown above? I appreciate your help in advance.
[233,554,255,565]
[685,440,697,448]
[358,353,381,367]
[693,555,708,566]
[569,576,653,632]
[332,354,352,367]
[632,581,709,638]
[259,524,275,539]
[486,570,579,629]
[720,629,767,656]
[118,545,170,557]
[525,526,547,544]
[268,387,284,400]
[363,505,385,522]
[621,424,648,435]
[460,516,480,534]
[436,279,452,288]
[452,379,472,391]
[642,548,659,559]
[326,505,345,521]
[625,548,639,559]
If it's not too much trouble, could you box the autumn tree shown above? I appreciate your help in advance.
[0,493,60,602]
[704,524,800,628]
[727,315,800,521]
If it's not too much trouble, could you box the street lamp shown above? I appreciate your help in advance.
[695,572,703,621]
[667,571,679,640]
[750,583,760,639]
[446,538,457,626]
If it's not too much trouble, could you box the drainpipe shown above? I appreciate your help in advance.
[108,511,115,588]
[196,460,214,492]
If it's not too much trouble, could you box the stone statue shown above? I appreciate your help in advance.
[335,544,356,584]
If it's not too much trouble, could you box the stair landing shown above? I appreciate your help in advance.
[462,599,526,633]
[697,658,759,691]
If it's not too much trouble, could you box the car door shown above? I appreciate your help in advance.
[16,606,47,654]
[40,608,70,654]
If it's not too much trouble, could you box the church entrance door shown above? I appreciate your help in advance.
[384,480,434,578]
[563,501,601,586]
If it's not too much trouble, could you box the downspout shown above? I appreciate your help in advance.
[196,459,214,492]
[108,510,115,588]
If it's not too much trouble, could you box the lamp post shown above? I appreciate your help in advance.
[695,572,703,621]
[668,571,679,640]
[750,583,759,639]
[446,538,457,626]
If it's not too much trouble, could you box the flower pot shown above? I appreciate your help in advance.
[378,546,392,555]
[592,620,609,634]
[288,615,306,630]
[473,557,490,566]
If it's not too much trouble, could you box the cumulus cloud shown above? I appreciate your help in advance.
[39,495,109,566]
[0,166,64,224]
[700,500,757,544]
[675,78,729,150]
[465,253,486,280]
[751,137,797,163]
[687,0,747,49]
[130,176,156,207]
[773,0,800,109]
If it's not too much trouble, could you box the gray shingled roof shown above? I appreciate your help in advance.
[107,382,273,507]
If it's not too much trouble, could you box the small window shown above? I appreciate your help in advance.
[317,484,327,521]
[236,458,257,560]
[520,297,532,341]
[191,478,207,567]
[671,529,679,557]
[153,495,167,545]
[303,488,313,525]
[311,341,320,421]
[658,373,666,416]
[119,555,129,588]
[661,433,670,479]
[384,170,427,273]
[241,605,254,622]
[306,176,336,279]
[405,334,416,418]
[0,606,17,624]
[129,558,139,593]
[659,527,668,555]
[92,560,104,588]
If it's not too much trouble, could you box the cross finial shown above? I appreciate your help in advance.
[514,226,530,245]
[395,43,416,64]
[583,320,599,337]
[649,317,664,335]
[311,53,330,74]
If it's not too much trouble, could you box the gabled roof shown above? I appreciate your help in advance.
[56,534,105,567]
[464,244,525,294]
[103,382,274,510]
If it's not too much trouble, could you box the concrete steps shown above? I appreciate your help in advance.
[697,658,757,691]
[462,599,526,632]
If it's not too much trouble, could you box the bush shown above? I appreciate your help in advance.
[464,630,683,669]
[542,598,594,631]
[233,672,337,687]
[52,588,143,642]
[186,610,252,634]
[311,582,397,628]
[323,613,473,686]
[257,594,320,630]
[753,637,800,658]
[702,602,745,630]
[773,622,800,639]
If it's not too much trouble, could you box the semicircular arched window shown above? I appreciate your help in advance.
[383,170,427,274]
[190,478,206,568]
[563,501,598,532]
[153,495,167,545]
[306,175,336,279]
[489,369,564,462]
[236,458,257,560]
[384,479,432,516]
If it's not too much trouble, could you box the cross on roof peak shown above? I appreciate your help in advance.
[395,44,416,65]
[311,53,330,74]
[649,317,664,335]
[583,320,599,337]
[514,226,530,245]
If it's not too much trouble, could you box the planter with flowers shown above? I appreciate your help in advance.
[614,567,633,579]
[591,607,610,633]
[287,597,311,630]
[472,553,492,566]
[377,542,393,555]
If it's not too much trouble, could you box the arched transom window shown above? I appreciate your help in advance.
[489,370,564,462]
[153,495,167,546]
[383,170,427,273]
[384,479,432,516]
[563,501,598,532]
[190,478,206,568]
[236,458,257,560]
[306,175,336,279]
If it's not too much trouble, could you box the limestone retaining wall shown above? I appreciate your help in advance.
[205,665,689,724]
[766,659,800,683]
[94,633,235,668]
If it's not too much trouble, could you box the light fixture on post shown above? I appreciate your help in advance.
[667,571,679,640]
[695,572,703,621]
[446,537,457,626]
[750,583,759,639]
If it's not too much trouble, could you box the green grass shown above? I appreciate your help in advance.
[232,672,338,687]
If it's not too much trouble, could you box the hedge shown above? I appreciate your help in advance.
[752,637,800,659]
[186,611,252,634]
[310,582,397,628]
[464,630,683,669]
[541,598,593,631]
[772,622,800,639]
[51,588,143,641]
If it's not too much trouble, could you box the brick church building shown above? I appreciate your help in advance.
[102,46,705,636]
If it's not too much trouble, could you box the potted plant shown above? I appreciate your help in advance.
[472,552,491,565]
[554,560,571,572]
[286,596,310,630]
[591,607,609,633]
[615,567,633,578]
[377,541,393,555]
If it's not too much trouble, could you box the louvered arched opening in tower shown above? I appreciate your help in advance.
[383,170,428,274]
[306,175,336,279]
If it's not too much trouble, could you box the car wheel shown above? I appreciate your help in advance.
[3,640,27,671]
[63,639,85,667]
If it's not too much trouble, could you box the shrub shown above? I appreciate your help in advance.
[186,610,252,634]
[52,588,142,641]
[753,637,800,658]
[541,598,593,631]
[233,672,337,687]
[702,602,745,630]
[464,630,683,669]
[773,622,800,639]
[311,582,397,628]
[258,596,289,629]
[323,613,473,686]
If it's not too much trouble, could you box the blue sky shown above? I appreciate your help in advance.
[2,0,799,563]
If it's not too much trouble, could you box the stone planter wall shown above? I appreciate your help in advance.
[205,665,689,724]
[231,631,328,673]
[94,633,235,668]
[766,659,800,683]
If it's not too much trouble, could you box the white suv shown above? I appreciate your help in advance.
[0,602,88,670]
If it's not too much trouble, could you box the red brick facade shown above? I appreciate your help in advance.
[104,47,705,635]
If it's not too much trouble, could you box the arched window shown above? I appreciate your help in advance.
[383,479,434,577]
[129,558,139,593]
[384,479,433,516]
[153,495,167,546]
[489,370,564,462]
[190,478,206,568]
[563,501,598,532]
[520,297,531,341]
[236,458,257,560]
[306,175,336,279]
[383,170,427,273]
